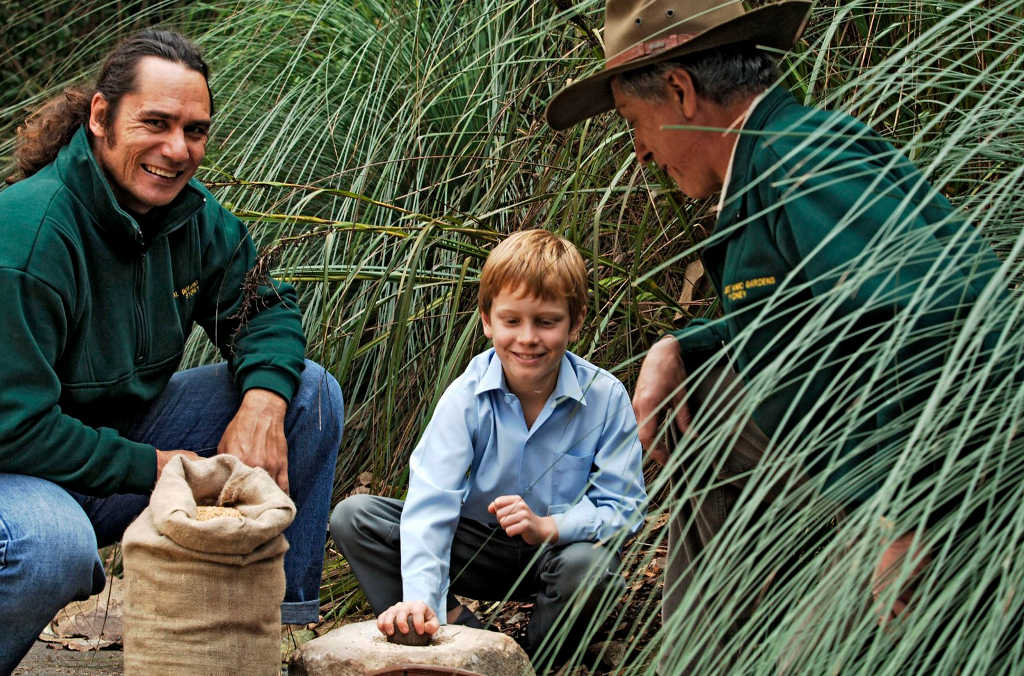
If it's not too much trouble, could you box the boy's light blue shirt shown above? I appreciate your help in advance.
[400,348,647,621]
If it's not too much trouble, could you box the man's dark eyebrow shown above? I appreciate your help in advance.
[139,110,212,127]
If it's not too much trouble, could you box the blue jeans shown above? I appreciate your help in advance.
[0,360,343,673]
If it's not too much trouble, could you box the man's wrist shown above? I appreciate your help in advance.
[241,387,287,414]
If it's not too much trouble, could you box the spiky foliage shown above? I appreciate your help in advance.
[2,0,1023,673]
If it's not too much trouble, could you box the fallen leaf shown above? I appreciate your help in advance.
[43,576,123,651]
[506,611,527,625]
[675,259,707,319]
[64,637,117,652]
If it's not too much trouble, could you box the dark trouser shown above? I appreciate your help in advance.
[330,494,622,657]
[661,366,778,673]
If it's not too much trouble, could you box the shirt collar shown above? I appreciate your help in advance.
[711,86,798,238]
[474,350,587,405]
[715,88,770,215]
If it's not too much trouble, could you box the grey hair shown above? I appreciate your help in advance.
[614,43,779,106]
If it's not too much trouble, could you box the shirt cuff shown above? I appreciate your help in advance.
[551,501,598,543]
[123,441,159,493]
[402,579,448,626]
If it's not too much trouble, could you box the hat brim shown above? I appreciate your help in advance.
[545,1,812,131]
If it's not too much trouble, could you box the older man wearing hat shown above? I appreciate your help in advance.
[547,0,1006,664]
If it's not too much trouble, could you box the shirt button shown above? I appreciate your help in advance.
[135,354,145,363]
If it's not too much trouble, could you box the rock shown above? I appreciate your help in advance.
[292,620,535,676]
[386,616,432,647]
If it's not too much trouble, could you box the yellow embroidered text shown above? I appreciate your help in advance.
[173,280,199,299]
[724,276,776,301]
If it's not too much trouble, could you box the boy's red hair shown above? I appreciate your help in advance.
[478,230,587,327]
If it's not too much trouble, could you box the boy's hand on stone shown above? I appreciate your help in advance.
[488,495,558,545]
[377,601,439,638]
[632,335,691,467]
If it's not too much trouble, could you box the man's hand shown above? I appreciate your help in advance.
[218,388,289,492]
[155,449,200,481]
[872,530,930,624]
[632,335,691,466]
[377,600,439,638]
[488,495,558,545]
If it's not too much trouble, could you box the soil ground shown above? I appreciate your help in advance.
[13,641,122,675]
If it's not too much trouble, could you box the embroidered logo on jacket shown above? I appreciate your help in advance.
[724,276,776,301]
[173,280,199,299]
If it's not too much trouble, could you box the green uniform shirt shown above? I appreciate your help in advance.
[0,127,306,495]
[674,87,1004,494]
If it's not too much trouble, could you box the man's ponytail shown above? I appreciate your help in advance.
[9,87,93,183]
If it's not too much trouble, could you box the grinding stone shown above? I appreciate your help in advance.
[386,615,433,646]
[294,620,536,676]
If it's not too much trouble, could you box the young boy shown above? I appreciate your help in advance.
[330,229,647,657]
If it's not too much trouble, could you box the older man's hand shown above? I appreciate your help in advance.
[632,335,691,466]
[218,388,289,492]
[872,530,930,624]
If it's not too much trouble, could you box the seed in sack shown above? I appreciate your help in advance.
[194,506,243,521]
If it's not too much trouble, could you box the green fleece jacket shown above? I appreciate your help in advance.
[0,127,306,496]
[674,87,1005,494]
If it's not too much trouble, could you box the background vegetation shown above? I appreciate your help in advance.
[3,0,1023,673]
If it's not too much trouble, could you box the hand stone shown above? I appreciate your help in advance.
[386,615,432,646]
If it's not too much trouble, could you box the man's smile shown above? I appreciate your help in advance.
[142,164,184,179]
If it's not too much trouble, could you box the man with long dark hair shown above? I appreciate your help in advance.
[0,29,343,671]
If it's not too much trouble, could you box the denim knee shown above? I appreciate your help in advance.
[295,360,344,440]
[18,515,101,603]
[0,476,101,603]
[0,476,104,671]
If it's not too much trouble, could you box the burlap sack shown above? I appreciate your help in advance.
[122,454,296,675]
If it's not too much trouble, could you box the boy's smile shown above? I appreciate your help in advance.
[481,285,581,403]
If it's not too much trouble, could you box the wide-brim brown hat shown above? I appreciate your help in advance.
[546,0,812,130]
